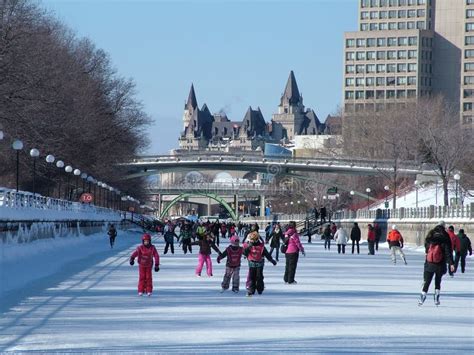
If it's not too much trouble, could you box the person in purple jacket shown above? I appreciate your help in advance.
[283,221,305,284]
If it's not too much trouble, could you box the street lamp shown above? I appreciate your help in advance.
[73,169,81,200]
[45,154,55,197]
[65,165,73,200]
[29,148,40,196]
[414,180,419,208]
[384,185,389,208]
[12,139,23,192]
[87,176,94,194]
[56,160,64,198]
[81,173,87,193]
[454,173,461,206]
[366,188,371,210]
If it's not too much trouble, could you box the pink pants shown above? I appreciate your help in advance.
[196,253,213,276]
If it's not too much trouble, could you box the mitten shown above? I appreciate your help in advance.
[154,265,160,272]
[302,251,306,257]
[217,257,221,264]
[272,260,277,266]
[129,259,134,266]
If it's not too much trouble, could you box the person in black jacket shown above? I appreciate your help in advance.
[350,222,361,254]
[418,222,454,306]
[457,229,472,273]
[268,223,283,261]
[107,224,117,249]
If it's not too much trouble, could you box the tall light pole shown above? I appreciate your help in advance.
[384,185,390,208]
[29,148,40,196]
[454,173,461,206]
[45,154,55,197]
[366,188,371,210]
[81,173,87,193]
[65,165,73,200]
[56,160,64,198]
[12,139,23,192]
[414,180,419,208]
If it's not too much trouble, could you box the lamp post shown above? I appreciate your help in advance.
[366,188,371,210]
[297,200,301,214]
[73,169,81,200]
[81,173,87,193]
[29,148,40,196]
[414,180,419,208]
[384,185,390,208]
[290,201,294,214]
[56,160,64,198]
[12,139,23,192]
[45,154,55,197]
[87,176,94,194]
[65,165,73,200]
[454,173,461,206]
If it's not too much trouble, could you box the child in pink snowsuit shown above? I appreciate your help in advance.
[217,235,243,292]
[191,233,221,276]
[129,234,160,296]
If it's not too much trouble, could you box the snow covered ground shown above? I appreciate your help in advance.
[0,232,473,353]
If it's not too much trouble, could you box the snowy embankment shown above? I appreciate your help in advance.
[0,232,473,353]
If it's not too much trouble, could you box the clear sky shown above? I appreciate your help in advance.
[42,0,358,154]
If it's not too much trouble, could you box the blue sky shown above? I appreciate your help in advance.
[42,0,358,154]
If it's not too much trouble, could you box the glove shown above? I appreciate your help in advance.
[217,257,221,264]
[302,251,306,257]
[400,244,404,249]
[272,260,277,266]
[154,265,160,272]
[129,259,134,266]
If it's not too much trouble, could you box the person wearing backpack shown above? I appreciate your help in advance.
[217,235,243,293]
[418,222,455,306]
[387,225,407,265]
[457,229,472,273]
[283,221,305,284]
[243,231,277,296]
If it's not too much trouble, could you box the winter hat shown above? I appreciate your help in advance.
[230,235,240,246]
[248,231,259,243]
[142,233,151,242]
[392,225,397,230]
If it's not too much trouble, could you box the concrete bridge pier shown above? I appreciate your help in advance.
[260,195,265,217]
[234,194,239,219]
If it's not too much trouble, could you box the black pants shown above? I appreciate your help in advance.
[324,238,331,250]
[269,246,280,261]
[368,241,375,255]
[422,270,443,292]
[284,253,299,283]
[182,240,192,254]
[164,242,174,254]
[454,253,461,272]
[457,253,468,273]
[337,244,346,254]
[248,266,264,295]
[375,239,380,251]
[109,236,115,248]
[352,240,360,254]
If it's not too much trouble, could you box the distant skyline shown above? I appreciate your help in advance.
[43,0,358,154]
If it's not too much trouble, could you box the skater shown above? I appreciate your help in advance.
[320,207,327,224]
[217,235,243,293]
[191,233,221,277]
[374,223,382,251]
[334,226,348,254]
[387,225,407,265]
[350,222,361,254]
[269,223,283,261]
[108,224,117,248]
[129,234,160,296]
[447,225,461,276]
[243,231,277,296]
[419,222,455,306]
[457,229,472,273]
[163,227,179,254]
[322,224,332,250]
[283,222,305,284]
[180,223,193,254]
[367,224,376,255]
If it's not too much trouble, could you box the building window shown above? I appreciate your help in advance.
[465,62,474,71]
[389,0,397,6]
[387,64,396,72]
[408,50,417,59]
[397,77,407,85]
[417,9,426,17]
[399,0,407,5]
[345,91,355,99]
[380,23,388,30]
[389,10,397,18]
[361,11,369,20]
[377,51,386,59]
[356,51,366,60]
[468,0,474,5]
[397,90,406,98]
[370,23,379,30]
[345,78,355,86]
[376,77,386,86]
[388,37,397,46]
[361,23,369,31]
[361,0,370,7]
[408,63,417,72]
[357,39,366,47]
[355,91,364,99]
[345,104,355,112]
[407,21,416,29]
[407,9,416,18]
[466,36,474,45]
[346,39,355,47]
[466,49,474,58]
[408,0,416,5]
[398,63,407,72]
[462,116,473,124]
[407,89,416,98]
[417,0,426,4]
[398,10,406,18]
[387,50,396,59]
[380,11,388,19]
[387,90,395,98]
[467,23,474,32]
[367,51,376,59]
[367,64,376,73]
[398,22,407,30]
[464,89,473,98]
[356,78,365,86]
[398,50,407,59]
[366,90,375,99]
[377,64,386,73]
[346,65,355,73]
[346,52,355,60]
[366,77,375,86]
[464,102,473,111]
[377,38,386,46]
[387,77,396,86]
[370,11,379,19]
[376,90,385,99]
[408,36,418,46]
[464,76,474,84]
[367,38,376,47]
[467,9,474,18]
[371,0,379,6]
[380,0,388,5]
[417,21,425,29]
[356,65,365,73]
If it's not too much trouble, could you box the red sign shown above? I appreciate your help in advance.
[80,193,94,203]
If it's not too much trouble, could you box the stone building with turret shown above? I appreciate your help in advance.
[178,71,326,152]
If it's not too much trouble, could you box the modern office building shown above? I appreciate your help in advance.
[343,0,472,128]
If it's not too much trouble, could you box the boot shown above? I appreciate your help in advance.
[403,257,407,265]
[434,289,440,306]
[418,292,426,306]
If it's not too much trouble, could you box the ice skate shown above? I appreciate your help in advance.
[418,292,426,306]
[434,290,440,306]
[138,292,143,296]
[147,292,152,297]
[220,288,227,293]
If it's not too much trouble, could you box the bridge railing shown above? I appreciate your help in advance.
[0,189,121,218]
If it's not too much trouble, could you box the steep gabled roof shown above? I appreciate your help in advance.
[241,106,266,137]
[298,109,324,135]
[185,83,198,111]
[280,70,301,106]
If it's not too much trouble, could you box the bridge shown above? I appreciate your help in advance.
[120,153,438,179]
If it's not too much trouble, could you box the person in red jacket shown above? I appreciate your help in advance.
[130,234,160,296]
[387,225,407,265]
[447,225,461,276]
[367,224,376,255]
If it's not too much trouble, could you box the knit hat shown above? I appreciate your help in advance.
[230,235,240,246]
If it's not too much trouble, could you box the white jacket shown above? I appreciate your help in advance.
[334,229,348,245]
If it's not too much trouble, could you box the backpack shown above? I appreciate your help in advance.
[427,244,443,263]
[280,237,289,254]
